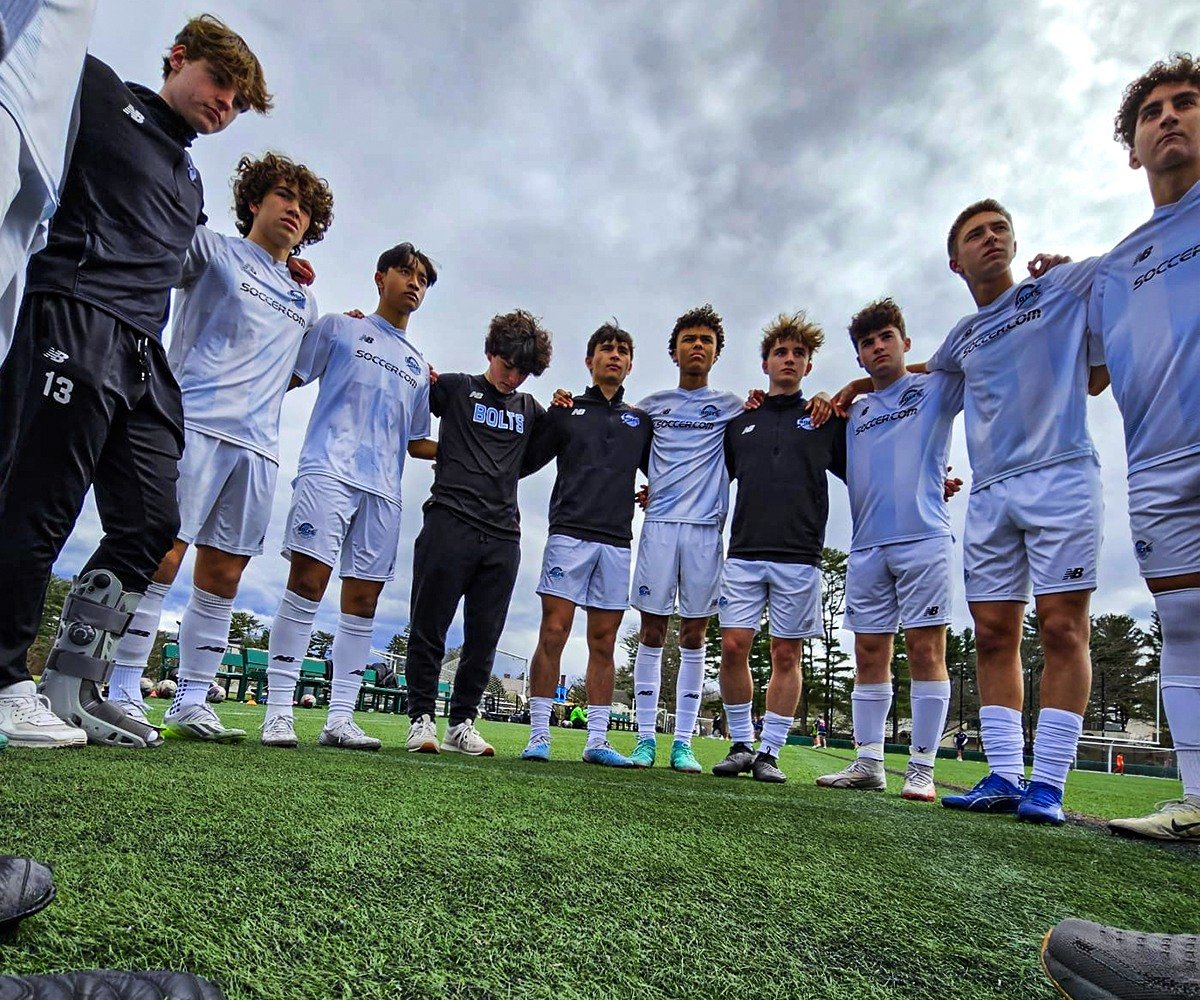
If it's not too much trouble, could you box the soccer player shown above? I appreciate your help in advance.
[260,243,435,751]
[518,321,652,766]
[102,152,332,742]
[403,311,552,757]
[713,312,845,784]
[0,14,271,749]
[620,304,744,773]
[814,298,962,801]
[1092,55,1200,841]
[855,201,1105,825]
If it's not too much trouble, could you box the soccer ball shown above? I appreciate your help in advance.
[299,693,316,709]
[139,677,154,697]
[206,684,226,704]
[154,679,177,699]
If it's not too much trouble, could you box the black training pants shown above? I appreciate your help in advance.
[405,505,520,724]
[0,294,183,686]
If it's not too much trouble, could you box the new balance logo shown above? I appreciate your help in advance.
[122,104,145,124]
[359,334,374,343]
[43,348,70,363]
[272,655,297,663]
[637,689,653,696]
[741,424,755,434]
[572,408,586,416]
[469,391,483,399]
[924,605,940,617]
[126,628,150,638]
[1133,244,1154,265]
[684,693,700,700]
[1062,567,1085,581]
[351,668,365,677]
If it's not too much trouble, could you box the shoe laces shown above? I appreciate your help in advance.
[905,761,934,784]
[333,718,367,739]
[1153,798,1199,815]
[847,757,880,775]
[528,733,550,747]
[262,714,294,736]
[13,693,65,726]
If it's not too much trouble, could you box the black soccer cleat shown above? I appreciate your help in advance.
[1041,918,1200,999]
[711,742,756,777]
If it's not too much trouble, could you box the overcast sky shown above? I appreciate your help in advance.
[55,1,1199,684]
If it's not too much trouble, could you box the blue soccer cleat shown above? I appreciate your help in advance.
[941,772,1024,813]
[582,742,636,768]
[628,737,657,769]
[669,739,703,774]
[520,734,551,761]
[1017,780,1066,826]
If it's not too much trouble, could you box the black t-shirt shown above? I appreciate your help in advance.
[425,372,545,539]
[26,56,206,339]
[724,392,847,564]
[521,384,652,547]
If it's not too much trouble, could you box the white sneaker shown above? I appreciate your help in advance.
[815,756,886,791]
[441,719,494,757]
[318,717,381,751]
[163,702,246,742]
[1109,797,1200,842]
[261,713,298,748]
[901,760,937,802]
[108,697,151,725]
[406,714,440,754]
[0,681,87,748]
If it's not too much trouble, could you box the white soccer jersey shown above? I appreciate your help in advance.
[846,370,963,550]
[167,227,318,462]
[926,259,1101,492]
[1088,179,1200,476]
[635,385,744,525]
[293,311,431,505]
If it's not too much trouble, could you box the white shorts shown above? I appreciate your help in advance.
[963,456,1102,603]
[176,429,278,556]
[718,558,822,638]
[1127,453,1200,579]
[537,534,631,611]
[844,536,953,633]
[282,473,402,581]
[632,521,723,618]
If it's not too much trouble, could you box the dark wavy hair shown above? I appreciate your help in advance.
[669,303,725,359]
[847,298,906,348]
[586,320,634,358]
[485,310,553,376]
[1115,52,1200,149]
[233,153,334,252]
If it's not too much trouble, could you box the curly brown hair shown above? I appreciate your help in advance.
[1114,53,1200,149]
[760,311,824,361]
[847,298,906,348]
[232,153,333,252]
[485,310,553,376]
[162,14,272,115]
[669,303,725,359]
[946,198,1012,258]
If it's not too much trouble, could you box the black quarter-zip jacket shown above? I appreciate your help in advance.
[724,391,847,564]
[521,384,652,547]
[25,54,206,339]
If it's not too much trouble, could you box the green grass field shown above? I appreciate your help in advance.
[2,703,1194,1000]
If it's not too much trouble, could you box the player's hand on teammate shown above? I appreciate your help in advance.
[287,256,316,286]
[829,380,863,415]
[344,308,366,318]
[552,388,574,408]
[744,388,764,410]
[635,483,649,509]
[1027,253,1071,278]
[805,392,835,427]
[943,466,964,501]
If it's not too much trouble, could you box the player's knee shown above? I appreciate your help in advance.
[537,618,571,652]
[973,621,1016,659]
[678,622,707,648]
[770,640,801,673]
[1038,612,1088,658]
[640,622,667,647]
[343,594,379,618]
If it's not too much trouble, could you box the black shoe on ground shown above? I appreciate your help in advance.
[752,751,787,784]
[0,856,55,938]
[1041,917,1200,999]
[712,742,756,777]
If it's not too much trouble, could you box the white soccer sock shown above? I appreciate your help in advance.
[1155,589,1200,798]
[529,696,552,741]
[633,643,663,739]
[173,587,234,712]
[725,701,754,746]
[851,681,892,761]
[265,590,320,722]
[760,711,792,758]
[909,679,951,766]
[673,647,705,744]
[327,612,374,725]
[979,704,1025,786]
[110,581,171,702]
[1030,707,1083,792]
[586,704,611,748]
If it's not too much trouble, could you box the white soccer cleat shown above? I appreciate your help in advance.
[406,714,440,754]
[260,713,298,748]
[0,682,87,748]
[163,702,246,743]
[901,761,937,802]
[319,717,381,751]
[1108,797,1200,842]
[441,719,494,757]
[815,756,887,791]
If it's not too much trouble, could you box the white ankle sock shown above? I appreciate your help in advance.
[633,643,663,739]
[980,704,1025,786]
[724,700,753,745]
[673,647,705,743]
[760,711,792,757]
[327,612,374,725]
[1155,589,1200,797]
[175,587,233,712]
[266,590,320,721]
[852,681,892,760]
[1030,707,1083,791]
[110,581,171,702]
[586,704,611,748]
[909,679,951,766]
[529,696,552,740]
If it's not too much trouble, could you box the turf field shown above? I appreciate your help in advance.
[1,703,1194,1000]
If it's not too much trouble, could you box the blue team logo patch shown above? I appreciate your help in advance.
[295,521,317,539]
[700,404,720,419]
[898,386,925,408]
[405,356,421,376]
[184,153,198,183]
[796,416,815,431]
[548,566,565,580]
[638,585,651,597]
[286,289,307,306]
[621,413,641,428]
[1134,539,1154,561]
[1014,283,1041,309]
[717,596,729,609]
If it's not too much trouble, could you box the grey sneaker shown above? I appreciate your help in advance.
[319,717,381,751]
[752,751,787,784]
[405,714,440,754]
[260,713,298,748]
[1041,917,1200,999]
[712,742,756,777]
[816,756,886,791]
[901,760,937,802]
[441,719,494,756]
[162,703,246,743]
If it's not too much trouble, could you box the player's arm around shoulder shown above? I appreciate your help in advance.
[291,311,344,388]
